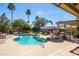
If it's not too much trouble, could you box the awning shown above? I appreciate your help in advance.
[53,3,79,17]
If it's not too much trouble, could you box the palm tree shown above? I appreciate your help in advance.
[26,9,31,23]
[76,17,79,20]
[56,21,61,28]
[47,20,53,24]
[33,16,47,27]
[8,3,15,22]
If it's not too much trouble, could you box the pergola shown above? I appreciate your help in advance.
[53,3,79,27]
[53,3,79,17]
[53,3,79,36]
[57,20,79,26]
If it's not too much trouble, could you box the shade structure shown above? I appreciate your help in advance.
[57,20,79,26]
[53,3,79,17]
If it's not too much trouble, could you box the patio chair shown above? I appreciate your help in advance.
[0,38,5,44]
[0,33,6,43]
[14,32,19,35]
[46,32,64,42]
[70,35,79,43]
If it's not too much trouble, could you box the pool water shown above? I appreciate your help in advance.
[14,34,47,45]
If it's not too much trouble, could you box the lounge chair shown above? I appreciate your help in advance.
[14,32,19,35]
[70,35,79,43]
[0,34,6,39]
[0,33,6,44]
[46,32,64,42]
[0,38,5,44]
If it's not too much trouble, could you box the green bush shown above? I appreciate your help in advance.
[33,32,42,34]
[67,30,71,33]
[59,28,65,32]
[77,25,79,31]
[38,32,42,34]
[76,25,79,38]
[48,28,52,31]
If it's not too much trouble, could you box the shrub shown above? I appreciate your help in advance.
[76,25,79,38]
[59,28,65,32]
[48,28,52,31]
[77,25,79,31]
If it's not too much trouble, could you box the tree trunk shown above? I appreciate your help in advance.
[10,10,13,33]
[11,10,13,22]
[27,15,29,23]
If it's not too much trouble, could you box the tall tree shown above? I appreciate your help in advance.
[12,19,30,32]
[32,16,53,32]
[76,17,79,20]
[0,13,10,33]
[8,3,15,22]
[26,9,31,23]
[47,20,53,25]
[33,16,47,27]
[56,21,61,28]
[33,16,53,27]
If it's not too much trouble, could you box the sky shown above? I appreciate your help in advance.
[0,3,76,25]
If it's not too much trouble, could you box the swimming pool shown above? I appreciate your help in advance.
[14,34,47,45]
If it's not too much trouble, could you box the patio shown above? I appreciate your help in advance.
[0,35,79,56]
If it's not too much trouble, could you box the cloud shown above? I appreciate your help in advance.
[36,11,43,15]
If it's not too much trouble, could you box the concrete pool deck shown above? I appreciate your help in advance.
[0,35,79,56]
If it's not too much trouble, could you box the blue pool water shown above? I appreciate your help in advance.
[14,34,47,45]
